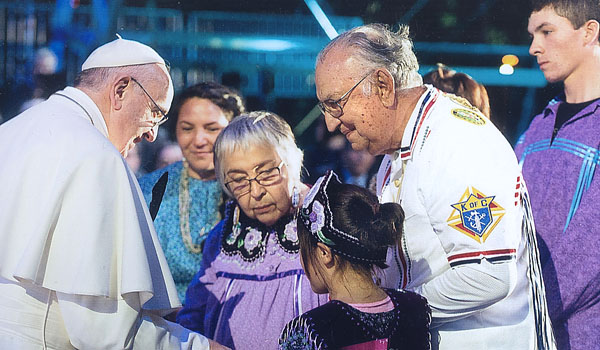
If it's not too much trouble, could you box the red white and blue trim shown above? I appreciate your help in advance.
[447,249,516,268]
[399,88,439,160]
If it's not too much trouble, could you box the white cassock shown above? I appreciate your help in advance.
[0,87,210,349]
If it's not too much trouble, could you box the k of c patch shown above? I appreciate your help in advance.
[447,187,505,243]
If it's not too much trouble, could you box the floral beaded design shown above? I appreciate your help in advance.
[309,201,325,234]
[220,201,299,263]
[279,316,324,350]
[244,228,263,251]
[283,221,298,243]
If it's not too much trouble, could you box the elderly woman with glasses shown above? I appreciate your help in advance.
[177,111,327,350]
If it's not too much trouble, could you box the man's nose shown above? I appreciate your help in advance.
[529,37,541,56]
[144,125,158,142]
[323,114,341,132]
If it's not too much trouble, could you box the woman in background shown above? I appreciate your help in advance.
[139,82,245,304]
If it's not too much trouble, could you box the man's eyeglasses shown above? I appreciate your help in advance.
[318,71,372,118]
[130,77,169,127]
[225,161,285,197]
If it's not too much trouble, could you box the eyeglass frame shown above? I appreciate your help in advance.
[224,160,285,197]
[318,71,373,118]
[130,76,169,127]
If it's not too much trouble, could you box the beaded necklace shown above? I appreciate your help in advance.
[179,159,222,253]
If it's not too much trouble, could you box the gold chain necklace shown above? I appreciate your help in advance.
[179,160,206,254]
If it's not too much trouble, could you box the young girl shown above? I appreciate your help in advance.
[279,171,431,350]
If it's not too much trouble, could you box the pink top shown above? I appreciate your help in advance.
[348,296,394,313]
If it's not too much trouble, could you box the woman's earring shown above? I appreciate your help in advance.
[292,186,300,208]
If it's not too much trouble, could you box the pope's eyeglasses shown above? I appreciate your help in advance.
[130,77,169,127]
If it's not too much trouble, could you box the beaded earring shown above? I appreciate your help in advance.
[292,186,300,209]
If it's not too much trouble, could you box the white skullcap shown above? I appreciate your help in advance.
[81,34,167,71]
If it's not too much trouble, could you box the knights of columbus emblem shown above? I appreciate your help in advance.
[447,187,505,243]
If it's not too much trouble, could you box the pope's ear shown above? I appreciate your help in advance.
[375,69,395,107]
[110,76,131,111]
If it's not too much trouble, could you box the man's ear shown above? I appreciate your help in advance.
[374,69,395,108]
[583,19,600,46]
[110,76,131,111]
[316,242,335,268]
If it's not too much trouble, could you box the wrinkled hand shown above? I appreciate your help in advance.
[208,339,231,350]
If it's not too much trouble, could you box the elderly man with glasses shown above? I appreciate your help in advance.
[0,37,227,349]
[315,23,556,349]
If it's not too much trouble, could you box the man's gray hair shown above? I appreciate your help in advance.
[317,23,422,89]
[214,111,304,198]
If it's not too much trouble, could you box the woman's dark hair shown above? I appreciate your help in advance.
[298,183,404,279]
[166,81,245,140]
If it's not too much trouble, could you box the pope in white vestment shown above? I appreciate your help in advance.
[0,38,213,350]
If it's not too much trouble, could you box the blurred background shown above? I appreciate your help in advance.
[0,0,561,179]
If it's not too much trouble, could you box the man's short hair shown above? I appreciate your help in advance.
[317,23,422,90]
[531,0,600,30]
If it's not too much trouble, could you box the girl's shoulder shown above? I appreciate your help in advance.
[386,289,429,310]
[385,288,431,325]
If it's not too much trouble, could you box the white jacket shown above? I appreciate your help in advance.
[377,85,555,350]
[0,87,209,349]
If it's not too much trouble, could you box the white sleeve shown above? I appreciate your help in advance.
[412,258,517,326]
[411,117,524,326]
[56,292,210,350]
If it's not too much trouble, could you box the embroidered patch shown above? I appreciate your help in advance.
[451,108,486,125]
[447,187,505,243]
[447,93,476,110]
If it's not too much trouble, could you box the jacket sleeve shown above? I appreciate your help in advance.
[411,119,524,326]
[412,260,515,325]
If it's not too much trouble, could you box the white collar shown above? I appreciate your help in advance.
[398,85,439,161]
[53,86,109,138]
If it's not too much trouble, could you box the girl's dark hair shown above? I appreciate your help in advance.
[166,81,245,140]
[298,183,404,279]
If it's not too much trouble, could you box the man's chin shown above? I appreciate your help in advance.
[349,140,369,152]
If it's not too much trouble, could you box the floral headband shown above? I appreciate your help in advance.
[299,170,387,265]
